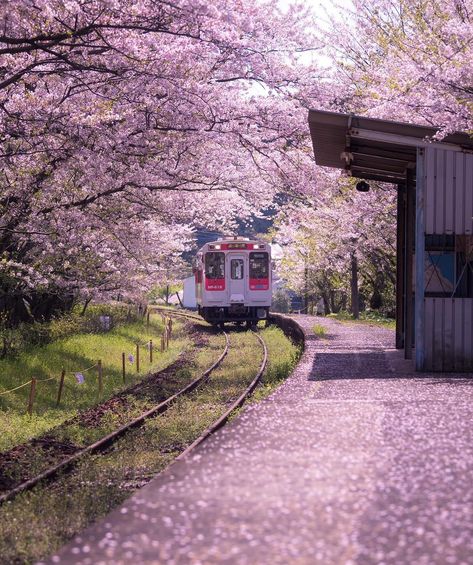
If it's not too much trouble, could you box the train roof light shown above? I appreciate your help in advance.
[217,236,249,241]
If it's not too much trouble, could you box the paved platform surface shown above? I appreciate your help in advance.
[45,316,473,564]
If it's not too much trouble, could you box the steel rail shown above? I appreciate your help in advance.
[176,330,268,461]
[0,325,229,506]
[151,307,203,323]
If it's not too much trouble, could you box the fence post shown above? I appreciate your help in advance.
[56,369,66,407]
[169,318,172,335]
[136,344,140,373]
[122,352,126,384]
[146,311,150,327]
[161,334,165,353]
[27,378,37,415]
[166,327,169,349]
[149,340,153,363]
[97,360,103,395]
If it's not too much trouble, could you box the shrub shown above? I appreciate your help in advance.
[0,303,141,358]
[272,289,291,313]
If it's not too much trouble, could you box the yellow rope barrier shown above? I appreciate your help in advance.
[35,376,58,383]
[0,380,33,396]
[0,362,99,397]
[69,363,97,375]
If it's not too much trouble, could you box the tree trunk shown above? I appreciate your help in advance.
[351,251,359,319]
[304,264,309,313]
[322,292,331,315]
[81,298,92,316]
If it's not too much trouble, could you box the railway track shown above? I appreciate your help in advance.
[0,309,267,506]
[177,329,267,460]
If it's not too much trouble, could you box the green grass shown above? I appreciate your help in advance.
[247,324,301,403]
[312,324,327,337]
[327,310,396,330]
[0,313,188,452]
[0,324,300,564]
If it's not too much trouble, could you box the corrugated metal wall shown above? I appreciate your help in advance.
[422,149,473,370]
[425,148,473,235]
[424,298,473,371]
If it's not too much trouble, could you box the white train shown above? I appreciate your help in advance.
[194,237,272,327]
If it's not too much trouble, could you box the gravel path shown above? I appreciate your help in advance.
[45,316,473,565]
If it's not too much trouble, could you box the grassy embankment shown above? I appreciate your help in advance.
[0,312,188,452]
[0,324,300,564]
[327,310,396,330]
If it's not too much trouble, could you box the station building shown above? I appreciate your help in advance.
[308,110,473,371]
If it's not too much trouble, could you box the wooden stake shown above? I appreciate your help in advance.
[161,334,165,353]
[149,340,153,363]
[56,369,66,407]
[136,343,140,373]
[146,311,150,327]
[122,352,126,383]
[169,318,173,335]
[27,378,37,415]
[97,360,103,395]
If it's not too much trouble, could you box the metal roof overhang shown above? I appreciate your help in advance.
[308,109,473,184]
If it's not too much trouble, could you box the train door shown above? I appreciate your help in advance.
[227,254,246,303]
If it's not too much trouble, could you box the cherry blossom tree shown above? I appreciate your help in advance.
[0,0,323,321]
[274,174,397,315]
[275,0,473,315]
[324,0,473,132]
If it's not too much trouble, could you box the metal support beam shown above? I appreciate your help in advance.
[396,183,406,349]
[349,127,463,151]
[404,170,415,360]
[415,149,426,370]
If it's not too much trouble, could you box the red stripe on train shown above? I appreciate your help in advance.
[249,278,269,290]
[205,279,226,291]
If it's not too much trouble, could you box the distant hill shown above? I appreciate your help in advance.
[195,208,276,247]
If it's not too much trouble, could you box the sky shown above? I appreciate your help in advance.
[278,0,354,24]
[277,0,355,69]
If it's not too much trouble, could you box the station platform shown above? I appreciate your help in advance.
[46,315,473,564]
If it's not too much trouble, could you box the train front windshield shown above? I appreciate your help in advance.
[205,252,225,279]
[249,252,269,279]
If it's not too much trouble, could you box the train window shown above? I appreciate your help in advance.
[231,259,244,280]
[205,252,225,279]
[249,252,269,279]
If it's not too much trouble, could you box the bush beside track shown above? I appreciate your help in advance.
[269,313,305,348]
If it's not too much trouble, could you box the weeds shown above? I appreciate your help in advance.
[313,324,327,337]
